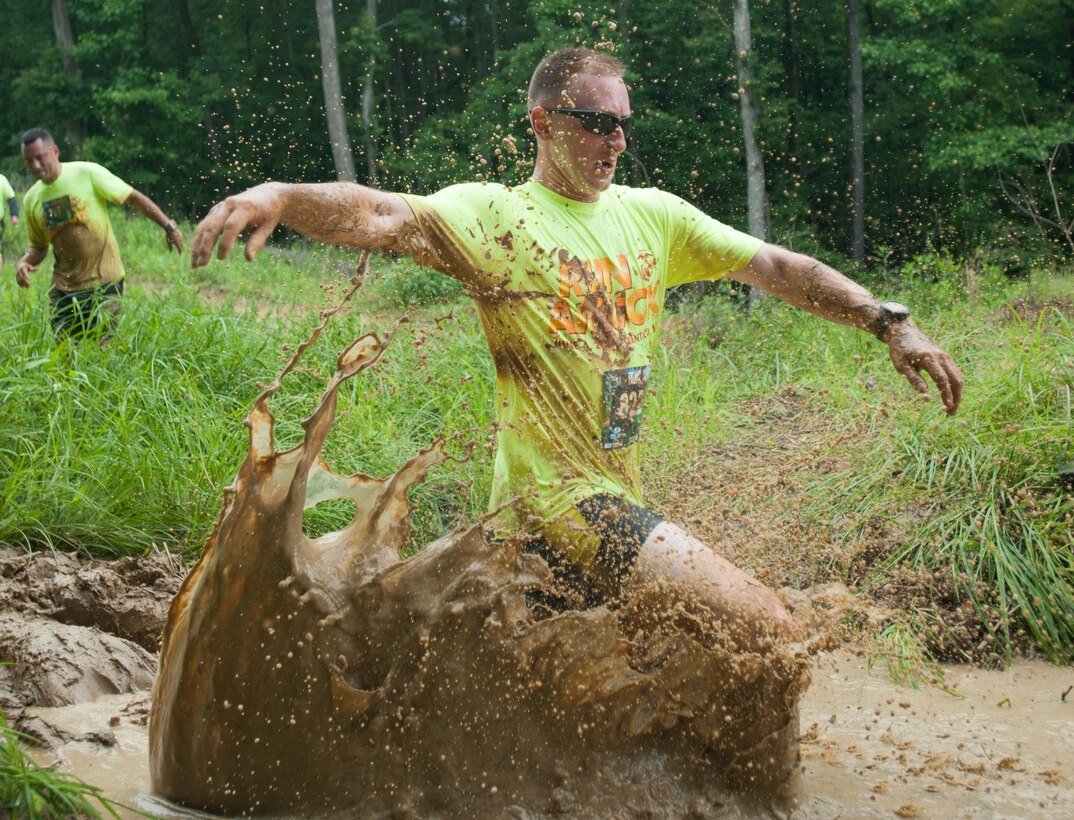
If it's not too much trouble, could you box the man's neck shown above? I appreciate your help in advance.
[42,163,63,185]
[531,175,601,203]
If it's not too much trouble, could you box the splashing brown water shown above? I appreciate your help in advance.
[149,274,810,816]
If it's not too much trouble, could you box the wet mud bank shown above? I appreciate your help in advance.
[0,547,182,729]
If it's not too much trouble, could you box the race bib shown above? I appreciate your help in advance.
[601,365,650,450]
[43,195,77,230]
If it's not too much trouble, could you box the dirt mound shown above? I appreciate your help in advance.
[999,294,1073,324]
[0,546,184,716]
[0,547,184,652]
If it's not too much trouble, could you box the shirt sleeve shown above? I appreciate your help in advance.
[87,163,134,206]
[398,185,511,293]
[24,192,47,248]
[662,193,762,287]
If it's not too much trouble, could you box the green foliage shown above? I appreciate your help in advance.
[371,257,463,307]
[804,283,1074,661]
[1,0,1070,264]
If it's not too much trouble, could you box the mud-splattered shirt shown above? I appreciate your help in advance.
[401,181,761,564]
[24,161,133,292]
[0,174,15,221]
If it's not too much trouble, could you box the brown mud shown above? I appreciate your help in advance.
[146,294,812,816]
[0,546,183,728]
[18,649,1074,818]
[5,295,1072,817]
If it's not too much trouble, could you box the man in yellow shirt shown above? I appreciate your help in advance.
[189,49,964,653]
[0,172,19,272]
[16,128,184,339]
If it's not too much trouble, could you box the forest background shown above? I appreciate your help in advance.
[0,0,1071,266]
[0,0,1072,671]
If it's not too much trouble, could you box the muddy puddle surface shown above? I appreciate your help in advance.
[28,651,1074,818]
[7,281,1073,818]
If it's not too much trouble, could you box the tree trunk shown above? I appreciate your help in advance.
[51,0,82,154]
[361,0,378,183]
[847,0,866,260]
[733,0,769,243]
[175,0,201,60]
[488,0,500,55]
[781,0,801,158]
[315,0,357,182]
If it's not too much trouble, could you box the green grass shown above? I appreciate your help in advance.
[0,215,492,556]
[793,275,1074,662]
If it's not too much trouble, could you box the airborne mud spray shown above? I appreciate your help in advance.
[150,257,812,817]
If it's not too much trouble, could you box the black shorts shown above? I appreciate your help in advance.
[521,493,663,609]
[49,279,124,338]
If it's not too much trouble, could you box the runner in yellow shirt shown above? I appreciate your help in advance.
[0,172,19,272]
[189,48,964,653]
[16,128,184,340]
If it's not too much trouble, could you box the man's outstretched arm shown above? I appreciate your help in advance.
[733,243,964,415]
[190,182,416,268]
[126,189,183,253]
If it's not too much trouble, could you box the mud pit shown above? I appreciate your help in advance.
[7,310,1074,818]
[25,651,1074,818]
[147,296,811,816]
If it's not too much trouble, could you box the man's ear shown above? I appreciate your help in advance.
[530,108,553,141]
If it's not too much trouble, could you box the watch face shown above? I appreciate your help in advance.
[880,301,910,321]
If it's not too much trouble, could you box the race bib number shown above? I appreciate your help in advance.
[601,365,650,450]
[43,195,77,230]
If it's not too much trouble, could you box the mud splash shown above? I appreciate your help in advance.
[149,273,810,816]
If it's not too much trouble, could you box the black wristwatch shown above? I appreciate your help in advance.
[874,300,910,339]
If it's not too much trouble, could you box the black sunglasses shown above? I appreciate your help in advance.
[543,108,634,138]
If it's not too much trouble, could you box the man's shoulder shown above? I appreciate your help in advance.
[65,160,114,177]
[410,181,524,215]
[430,181,515,200]
[607,184,678,205]
[23,180,45,204]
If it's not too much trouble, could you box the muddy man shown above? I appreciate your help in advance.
[17,128,184,341]
[192,47,963,654]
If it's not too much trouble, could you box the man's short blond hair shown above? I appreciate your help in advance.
[528,48,625,110]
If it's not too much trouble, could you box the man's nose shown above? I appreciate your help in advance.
[607,127,627,152]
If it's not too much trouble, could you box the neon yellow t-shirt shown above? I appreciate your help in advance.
[401,181,761,562]
[0,175,15,220]
[23,161,133,292]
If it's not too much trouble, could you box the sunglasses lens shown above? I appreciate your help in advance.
[580,112,632,137]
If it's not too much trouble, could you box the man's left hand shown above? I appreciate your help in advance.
[10,216,18,227]
[165,224,184,254]
[884,322,964,415]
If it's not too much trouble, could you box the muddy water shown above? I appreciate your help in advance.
[28,293,1071,817]
[144,306,807,816]
[32,651,1074,818]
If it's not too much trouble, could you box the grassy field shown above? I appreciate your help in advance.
[1,214,1071,665]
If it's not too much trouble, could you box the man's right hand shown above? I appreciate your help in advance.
[191,183,287,268]
[15,259,35,288]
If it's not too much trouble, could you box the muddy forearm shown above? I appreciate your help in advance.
[277,183,413,251]
[126,189,173,230]
[19,245,47,268]
[737,245,882,335]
